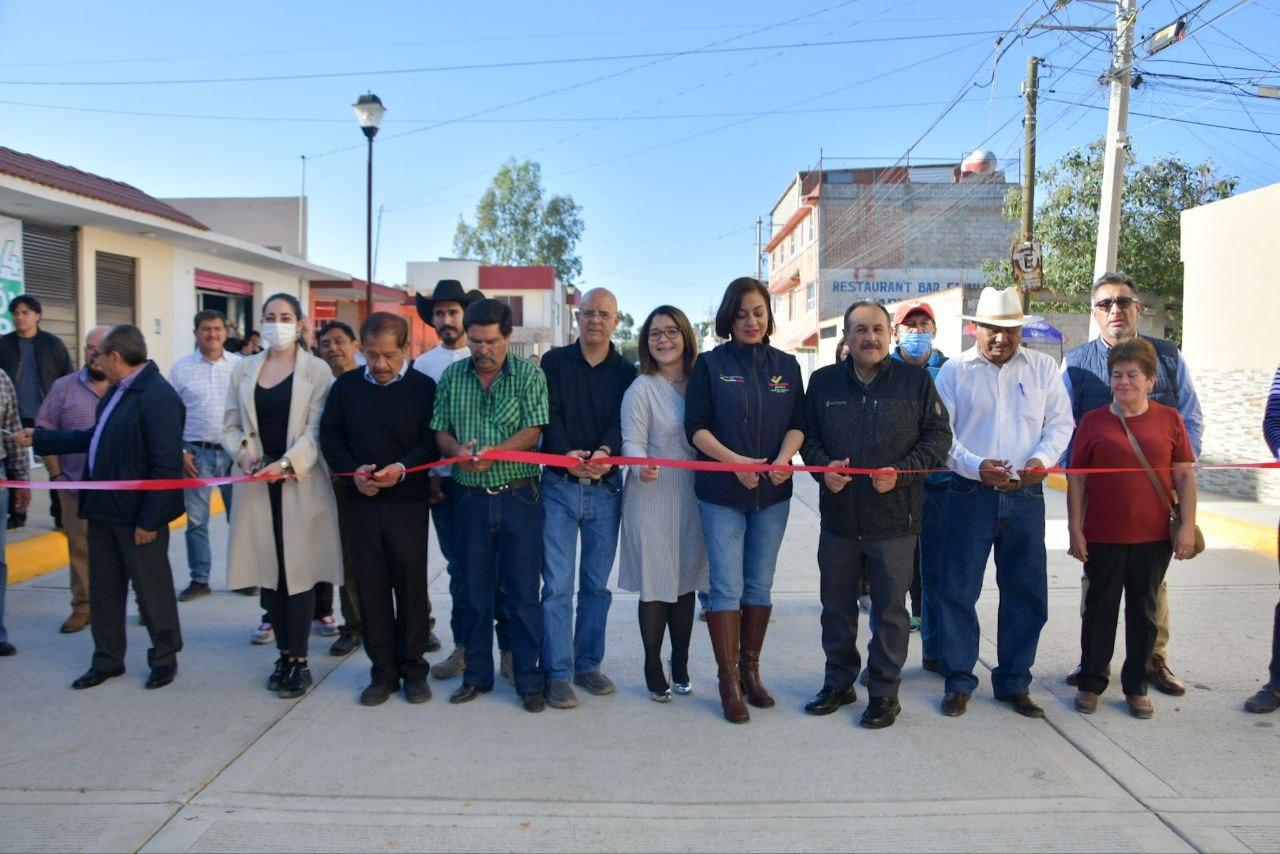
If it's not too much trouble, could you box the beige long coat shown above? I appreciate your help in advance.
[221,347,342,593]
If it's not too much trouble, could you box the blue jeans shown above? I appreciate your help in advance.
[456,481,545,697]
[539,470,623,681]
[698,499,790,613]
[937,477,1048,698]
[918,481,949,661]
[433,477,510,651]
[183,445,233,584]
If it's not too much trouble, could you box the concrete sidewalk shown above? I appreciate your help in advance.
[1,480,1278,852]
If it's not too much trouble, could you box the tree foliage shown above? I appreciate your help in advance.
[453,159,585,283]
[985,141,1236,324]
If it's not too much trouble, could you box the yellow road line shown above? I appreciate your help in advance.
[7,493,225,584]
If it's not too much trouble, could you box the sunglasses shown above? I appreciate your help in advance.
[1093,297,1139,312]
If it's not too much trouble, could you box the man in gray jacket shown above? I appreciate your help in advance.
[799,301,952,729]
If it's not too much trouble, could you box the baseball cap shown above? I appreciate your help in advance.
[892,300,935,327]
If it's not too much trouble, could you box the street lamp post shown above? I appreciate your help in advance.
[353,92,386,313]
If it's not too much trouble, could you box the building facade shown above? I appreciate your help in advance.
[406,258,575,357]
[1181,182,1280,504]
[766,163,1018,380]
[0,147,348,373]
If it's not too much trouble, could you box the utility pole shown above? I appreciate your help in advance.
[755,217,763,280]
[1019,55,1040,314]
[1093,0,1137,283]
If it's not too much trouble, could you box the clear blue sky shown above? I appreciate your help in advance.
[1,0,1276,322]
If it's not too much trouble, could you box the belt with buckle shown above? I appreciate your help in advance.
[190,440,223,450]
[473,477,534,496]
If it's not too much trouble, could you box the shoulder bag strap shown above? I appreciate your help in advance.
[1117,410,1175,514]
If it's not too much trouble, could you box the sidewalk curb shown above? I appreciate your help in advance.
[6,494,225,585]
[1046,474,1277,557]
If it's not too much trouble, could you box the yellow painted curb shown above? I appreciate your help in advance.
[7,492,225,585]
[1046,473,1277,556]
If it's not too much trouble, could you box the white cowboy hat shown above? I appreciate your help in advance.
[961,286,1042,328]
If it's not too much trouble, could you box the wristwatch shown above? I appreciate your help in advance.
[278,457,294,476]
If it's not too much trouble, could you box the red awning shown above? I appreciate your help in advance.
[195,269,253,296]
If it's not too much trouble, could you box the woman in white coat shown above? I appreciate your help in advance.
[223,293,342,699]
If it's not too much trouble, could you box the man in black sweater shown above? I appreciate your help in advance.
[799,301,952,729]
[320,312,439,707]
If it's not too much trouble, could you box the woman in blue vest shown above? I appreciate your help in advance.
[684,277,805,723]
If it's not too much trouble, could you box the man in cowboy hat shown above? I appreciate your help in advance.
[931,287,1074,719]
[411,280,508,682]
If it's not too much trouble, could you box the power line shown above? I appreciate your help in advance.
[1043,96,1280,134]
[0,30,1008,87]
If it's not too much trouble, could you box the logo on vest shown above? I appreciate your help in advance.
[768,375,791,394]
[718,374,745,384]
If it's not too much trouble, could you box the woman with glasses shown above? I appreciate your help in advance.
[684,277,806,723]
[223,293,342,699]
[619,306,708,703]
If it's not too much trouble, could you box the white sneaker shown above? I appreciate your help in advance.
[314,615,339,637]
[251,622,275,645]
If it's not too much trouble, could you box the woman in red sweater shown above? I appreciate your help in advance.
[1067,338,1198,719]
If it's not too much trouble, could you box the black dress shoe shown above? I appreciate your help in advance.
[522,692,546,713]
[329,631,362,657]
[277,661,312,699]
[860,695,902,729]
[145,663,178,689]
[804,685,857,716]
[921,657,940,673]
[73,666,125,689]
[267,656,288,692]
[1000,692,1045,718]
[0,641,16,657]
[234,586,260,596]
[426,630,442,653]
[360,682,395,707]
[178,581,211,602]
[941,691,969,717]
[448,683,491,704]
[403,679,432,704]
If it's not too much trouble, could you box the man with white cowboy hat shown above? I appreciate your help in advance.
[931,287,1074,719]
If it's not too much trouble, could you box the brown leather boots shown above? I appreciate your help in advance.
[706,606,775,723]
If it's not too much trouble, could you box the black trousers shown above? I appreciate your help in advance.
[87,522,181,672]
[334,483,361,633]
[1079,540,1173,696]
[263,481,314,659]
[351,499,432,686]
[817,529,916,698]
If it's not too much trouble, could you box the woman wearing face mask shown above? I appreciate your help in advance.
[223,293,342,698]
[889,301,950,670]
[619,306,708,703]
[684,277,806,724]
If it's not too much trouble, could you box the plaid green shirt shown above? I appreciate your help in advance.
[430,353,548,488]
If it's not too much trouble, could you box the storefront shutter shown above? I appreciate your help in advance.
[94,251,136,328]
[21,223,78,356]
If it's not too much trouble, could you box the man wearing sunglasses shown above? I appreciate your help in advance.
[1062,271,1204,696]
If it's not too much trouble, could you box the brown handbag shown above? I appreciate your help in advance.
[1117,412,1205,558]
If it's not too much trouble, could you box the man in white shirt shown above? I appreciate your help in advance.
[932,288,1073,719]
[169,310,242,602]
[410,280,501,681]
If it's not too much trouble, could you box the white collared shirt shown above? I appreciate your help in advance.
[933,344,1074,480]
[168,348,241,444]
[363,359,410,386]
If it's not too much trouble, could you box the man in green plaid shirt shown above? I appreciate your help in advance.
[432,298,549,713]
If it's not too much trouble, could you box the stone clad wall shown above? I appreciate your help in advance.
[1192,367,1280,505]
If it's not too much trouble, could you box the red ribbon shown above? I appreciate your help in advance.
[6,449,1277,491]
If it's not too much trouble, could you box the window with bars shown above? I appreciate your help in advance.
[492,295,524,327]
[21,223,78,357]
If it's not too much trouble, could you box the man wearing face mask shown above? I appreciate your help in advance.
[1060,272,1203,696]
[889,300,950,671]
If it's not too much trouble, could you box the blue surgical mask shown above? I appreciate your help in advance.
[898,330,933,360]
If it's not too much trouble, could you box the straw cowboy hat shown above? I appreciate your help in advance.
[414,279,484,324]
[961,286,1042,328]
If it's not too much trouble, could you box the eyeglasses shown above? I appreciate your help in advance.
[577,310,615,321]
[1094,297,1139,312]
[647,327,681,342]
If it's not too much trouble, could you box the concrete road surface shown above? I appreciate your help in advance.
[1,479,1277,852]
